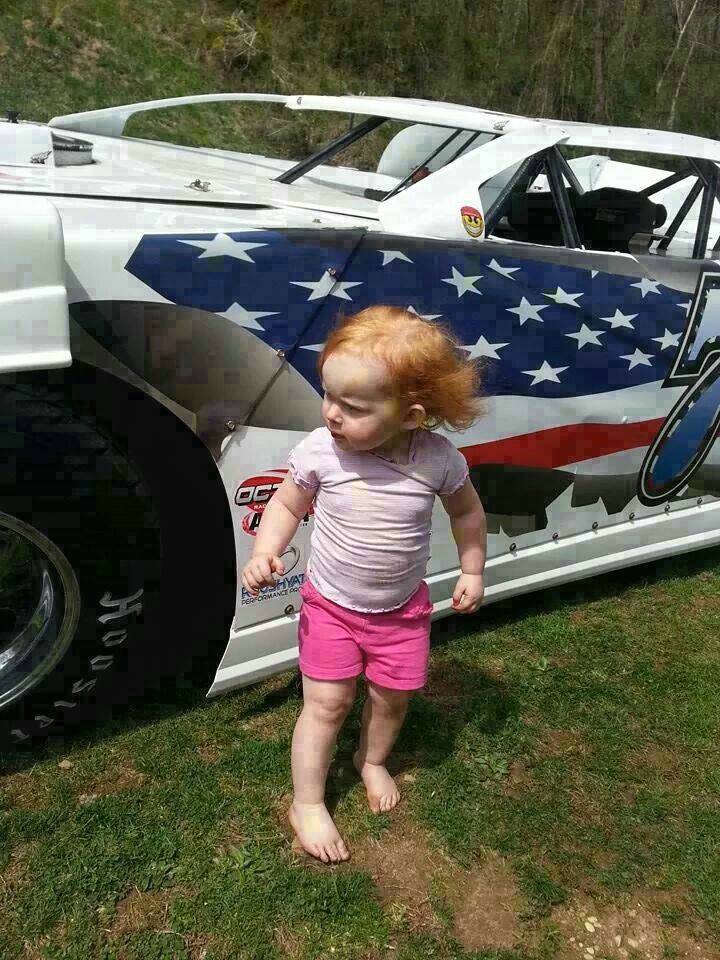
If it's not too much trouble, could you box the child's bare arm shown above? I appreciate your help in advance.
[440,478,487,613]
[242,475,316,595]
[253,474,315,556]
[440,479,486,571]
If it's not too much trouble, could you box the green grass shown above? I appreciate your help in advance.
[2,547,720,959]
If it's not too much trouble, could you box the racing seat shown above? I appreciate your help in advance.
[506,187,666,253]
[572,188,666,253]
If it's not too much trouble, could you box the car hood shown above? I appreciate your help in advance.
[0,122,382,220]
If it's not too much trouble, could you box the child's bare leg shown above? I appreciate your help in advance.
[353,681,412,813]
[289,674,356,863]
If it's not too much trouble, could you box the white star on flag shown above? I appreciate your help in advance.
[442,266,483,297]
[216,303,278,330]
[621,348,653,369]
[652,329,681,351]
[630,277,662,297]
[300,342,325,352]
[523,360,569,386]
[180,234,267,262]
[380,250,413,265]
[407,304,442,320]
[507,297,548,325]
[462,335,509,360]
[591,269,599,278]
[566,324,605,349]
[487,258,520,280]
[544,286,583,307]
[600,309,638,329]
[676,301,691,314]
[291,270,363,301]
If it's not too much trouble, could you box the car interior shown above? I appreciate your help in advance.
[492,183,668,254]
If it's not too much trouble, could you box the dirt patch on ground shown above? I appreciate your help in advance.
[1,770,53,811]
[325,798,528,954]
[350,819,529,952]
[2,755,151,811]
[448,851,527,952]
[20,921,70,959]
[103,884,219,959]
[196,741,221,764]
[350,825,451,934]
[536,727,589,761]
[550,891,720,960]
[625,740,685,783]
[273,922,306,958]
[503,759,535,797]
[77,759,148,804]
[0,840,39,902]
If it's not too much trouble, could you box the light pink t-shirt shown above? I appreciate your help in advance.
[287,426,469,612]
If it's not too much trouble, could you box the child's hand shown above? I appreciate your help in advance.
[451,573,484,614]
[242,553,286,597]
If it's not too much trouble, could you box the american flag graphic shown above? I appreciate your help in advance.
[126,228,702,531]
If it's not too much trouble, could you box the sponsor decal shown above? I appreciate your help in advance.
[240,566,306,605]
[234,468,314,536]
[639,270,720,504]
[460,205,484,238]
[235,466,311,603]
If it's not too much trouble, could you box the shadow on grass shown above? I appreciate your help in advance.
[4,545,720,777]
[429,542,720,652]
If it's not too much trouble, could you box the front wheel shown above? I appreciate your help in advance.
[0,372,235,750]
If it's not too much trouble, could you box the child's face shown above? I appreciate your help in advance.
[321,350,423,453]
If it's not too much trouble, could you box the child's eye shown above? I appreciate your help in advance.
[323,390,362,413]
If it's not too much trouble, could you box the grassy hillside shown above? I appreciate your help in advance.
[2,0,720,162]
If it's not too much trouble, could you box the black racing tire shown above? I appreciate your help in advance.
[0,366,236,751]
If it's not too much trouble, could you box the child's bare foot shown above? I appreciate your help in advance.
[353,749,401,813]
[288,800,350,864]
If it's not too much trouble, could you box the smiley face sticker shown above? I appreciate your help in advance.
[460,205,484,239]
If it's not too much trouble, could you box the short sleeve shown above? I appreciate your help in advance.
[437,437,469,497]
[287,434,320,494]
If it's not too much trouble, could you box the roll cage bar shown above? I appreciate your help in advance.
[275,114,497,198]
[484,145,584,248]
[485,144,720,259]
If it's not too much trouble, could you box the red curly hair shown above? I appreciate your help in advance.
[316,305,485,432]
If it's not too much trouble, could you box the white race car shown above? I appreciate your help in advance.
[2,93,719,747]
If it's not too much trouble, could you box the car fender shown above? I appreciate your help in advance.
[0,195,72,374]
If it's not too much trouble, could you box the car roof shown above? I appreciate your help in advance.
[47,91,720,162]
[290,95,720,162]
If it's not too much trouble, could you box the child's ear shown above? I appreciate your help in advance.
[406,404,426,428]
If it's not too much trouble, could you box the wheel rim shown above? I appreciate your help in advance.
[0,512,81,711]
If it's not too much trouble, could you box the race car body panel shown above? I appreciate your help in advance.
[3,94,720,706]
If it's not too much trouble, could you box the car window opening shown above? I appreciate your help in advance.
[484,145,720,261]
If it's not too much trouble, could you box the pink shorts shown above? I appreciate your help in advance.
[297,578,433,691]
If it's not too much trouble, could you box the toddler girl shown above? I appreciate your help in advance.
[241,305,487,864]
